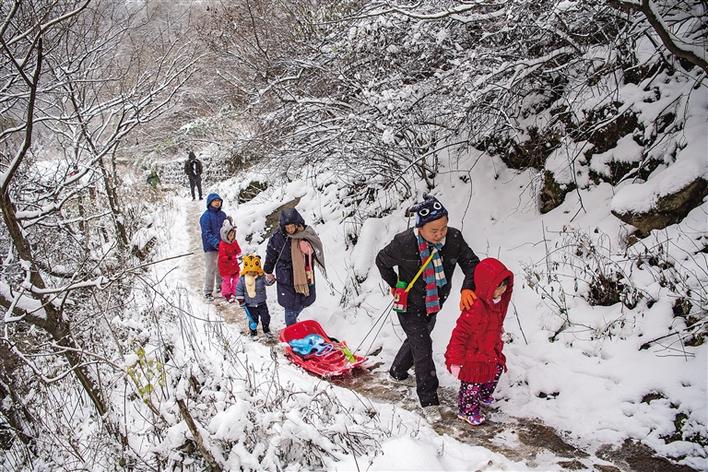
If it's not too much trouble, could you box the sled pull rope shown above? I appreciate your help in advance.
[352,298,394,356]
[353,251,435,356]
[362,301,392,357]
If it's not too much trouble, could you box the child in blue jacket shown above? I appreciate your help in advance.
[236,254,275,337]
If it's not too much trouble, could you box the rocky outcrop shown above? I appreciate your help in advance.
[539,170,577,214]
[238,180,268,203]
[505,127,562,170]
[583,106,639,155]
[612,178,707,236]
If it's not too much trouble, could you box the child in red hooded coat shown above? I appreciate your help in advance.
[445,257,513,426]
[218,219,242,302]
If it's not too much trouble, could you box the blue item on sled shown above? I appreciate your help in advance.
[288,334,333,357]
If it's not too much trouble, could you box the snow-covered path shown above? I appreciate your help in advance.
[334,362,700,471]
[182,200,249,327]
[174,195,698,472]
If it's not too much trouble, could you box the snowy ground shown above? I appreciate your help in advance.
[141,143,705,470]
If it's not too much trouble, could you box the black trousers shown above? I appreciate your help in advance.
[244,303,270,332]
[188,175,202,200]
[390,310,439,407]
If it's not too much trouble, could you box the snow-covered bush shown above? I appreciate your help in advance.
[99,278,394,471]
[525,227,706,348]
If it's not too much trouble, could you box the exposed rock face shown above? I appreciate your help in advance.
[475,127,560,171]
[504,127,562,170]
[584,108,639,155]
[540,170,577,214]
[238,180,268,203]
[611,178,707,236]
[538,103,643,213]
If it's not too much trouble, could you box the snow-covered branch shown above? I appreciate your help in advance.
[370,2,507,24]
[610,0,708,74]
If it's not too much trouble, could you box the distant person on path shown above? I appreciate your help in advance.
[184,150,203,200]
[200,193,227,300]
[375,195,480,423]
[235,254,275,337]
[264,208,326,326]
[445,258,513,426]
[218,218,242,302]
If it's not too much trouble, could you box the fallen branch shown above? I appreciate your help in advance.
[176,397,223,472]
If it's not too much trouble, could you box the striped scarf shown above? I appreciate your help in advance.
[416,230,447,314]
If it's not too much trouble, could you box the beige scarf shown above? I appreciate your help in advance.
[291,239,313,297]
[244,274,257,298]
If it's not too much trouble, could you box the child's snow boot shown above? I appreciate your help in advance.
[480,395,495,406]
[249,329,258,337]
[458,412,486,426]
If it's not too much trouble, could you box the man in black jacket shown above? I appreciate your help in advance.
[184,150,203,200]
[375,195,479,421]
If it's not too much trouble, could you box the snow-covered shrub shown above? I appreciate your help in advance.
[632,238,707,350]
[524,229,641,341]
[525,226,707,348]
[102,275,392,472]
[184,370,384,471]
[162,346,385,470]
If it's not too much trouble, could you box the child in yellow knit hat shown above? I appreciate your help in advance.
[235,254,275,337]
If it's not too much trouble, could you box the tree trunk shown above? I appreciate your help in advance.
[97,155,129,250]
[0,194,123,444]
[0,341,36,449]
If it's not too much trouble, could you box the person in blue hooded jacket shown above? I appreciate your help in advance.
[200,193,228,300]
[264,208,326,326]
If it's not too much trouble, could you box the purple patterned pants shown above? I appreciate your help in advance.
[458,364,503,416]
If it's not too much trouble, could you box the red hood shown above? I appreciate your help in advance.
[473,258,513,305]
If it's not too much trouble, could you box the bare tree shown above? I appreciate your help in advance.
[0,0,197,465]
[191,0,704,206]
[191,1,632,190]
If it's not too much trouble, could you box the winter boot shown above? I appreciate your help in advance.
[480,395,495,406]
[389,370,416,387]
[458,412,486,426]
[421,405,443,423]
[249,329,258,337]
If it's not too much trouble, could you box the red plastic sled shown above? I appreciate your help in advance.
[279,320,367,378]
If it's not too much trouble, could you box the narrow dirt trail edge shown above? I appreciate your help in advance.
[183,199,696,472]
